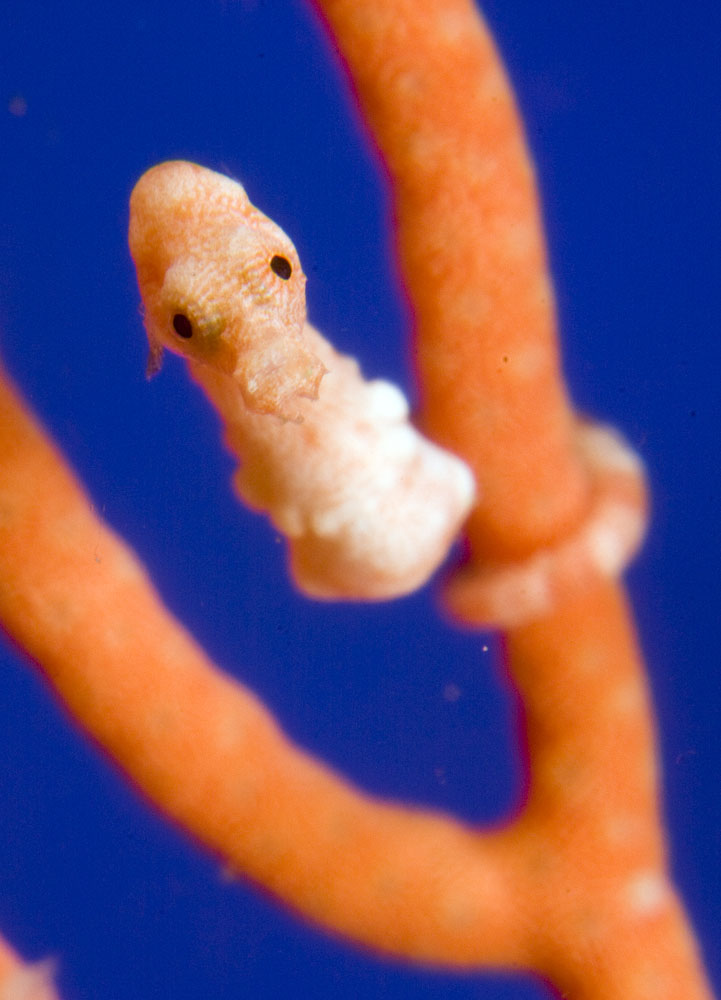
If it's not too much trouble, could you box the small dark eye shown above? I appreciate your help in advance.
[270,255,292,280]
[172,313,193,339]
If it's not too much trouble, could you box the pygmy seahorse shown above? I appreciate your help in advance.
[129,161,475,600]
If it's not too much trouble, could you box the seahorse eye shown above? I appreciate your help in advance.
[270,255,292,280]
[172,313,193,339]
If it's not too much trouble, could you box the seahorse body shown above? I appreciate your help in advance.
[129,161,475,600]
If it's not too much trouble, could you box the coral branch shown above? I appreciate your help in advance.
[446,421,647,626]
[0,366,710,993]
[306,0,713,995]
[0,366,520,968]
[0,0,712,996]
[500,582,712,997]
[311,0,589,562]
[0,937,58,1000]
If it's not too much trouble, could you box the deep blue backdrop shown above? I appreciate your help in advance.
[0,2,718,997]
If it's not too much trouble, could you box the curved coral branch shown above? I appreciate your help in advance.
[307,0,713,995]
[311,0,590,562]
[0,365,524,970]
[0,363,710,996]
[0,936,58,1000]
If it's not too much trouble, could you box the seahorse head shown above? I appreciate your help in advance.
[129,161,325,420]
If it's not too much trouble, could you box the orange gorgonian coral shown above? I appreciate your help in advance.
[0,1,716,998]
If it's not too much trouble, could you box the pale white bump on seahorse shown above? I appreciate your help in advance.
[129,160,476,600]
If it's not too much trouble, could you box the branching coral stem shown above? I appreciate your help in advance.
[311,0,588,562]
[0,368,523,969]
[502,582,712,997]
[0,0,713,996]
[307,0,713,995]
[0,366,711,995]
